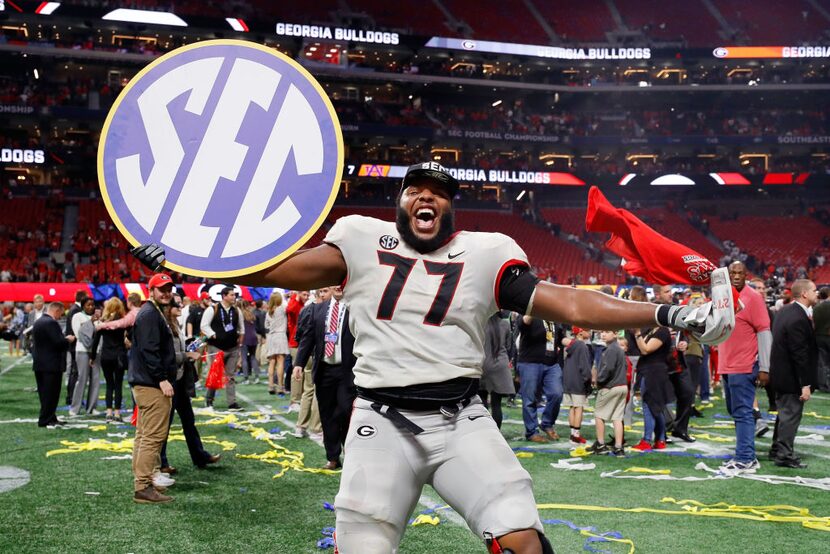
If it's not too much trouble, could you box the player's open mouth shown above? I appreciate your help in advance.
[413,207,437,233]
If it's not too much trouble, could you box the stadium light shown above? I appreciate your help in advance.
[102,8,188,27]
[225,18,249,32]
[35,2,61,15]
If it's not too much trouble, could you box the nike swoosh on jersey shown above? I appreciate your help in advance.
[467,415,488,421]
[448,251,466,259]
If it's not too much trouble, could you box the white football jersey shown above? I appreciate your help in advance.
[324,215,529,388]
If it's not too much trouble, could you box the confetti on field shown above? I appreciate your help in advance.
[538,497,830,532]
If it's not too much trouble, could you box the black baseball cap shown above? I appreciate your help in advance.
[400,162,459,198]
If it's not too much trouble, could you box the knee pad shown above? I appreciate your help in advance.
[483,531,553,554]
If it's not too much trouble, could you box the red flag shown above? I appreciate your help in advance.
[205,351,227,390]
[585,186,717,285]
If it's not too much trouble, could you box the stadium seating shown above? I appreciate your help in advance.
[716,0,829,44]
[531,0,616,43]
[708,215,830,280]
[348,0,455,36]
[443,0,549,44]
[73,201,145,283]
[0,198,63,282]
[614,0,723,46]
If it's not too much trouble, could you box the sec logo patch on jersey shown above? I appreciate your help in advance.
[98,39,343,277]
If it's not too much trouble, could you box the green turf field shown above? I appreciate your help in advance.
[2,348,830,553]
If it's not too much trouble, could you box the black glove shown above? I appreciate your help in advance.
[130,243,166,272]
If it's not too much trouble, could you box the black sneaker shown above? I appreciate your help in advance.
[227,403,243,411]
[611,446,625,457]
[587,441,609,454]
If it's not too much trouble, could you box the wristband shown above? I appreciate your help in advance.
[655,304,681,327]
[655,304,670,326]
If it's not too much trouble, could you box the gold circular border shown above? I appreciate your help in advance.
[97,39,344,278]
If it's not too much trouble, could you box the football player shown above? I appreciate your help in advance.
[133,162,732,554]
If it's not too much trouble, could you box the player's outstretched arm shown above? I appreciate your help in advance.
[529,281,659,330]
[131,242,347,290]
[238,244,347,289]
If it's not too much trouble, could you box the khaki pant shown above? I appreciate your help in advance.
[290,348,320,432]
[298,366,321,433]
[205,345,240,406]
[289,347,303,404]
[132,385,172,492]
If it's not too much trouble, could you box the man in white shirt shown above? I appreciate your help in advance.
[200,287,244,410]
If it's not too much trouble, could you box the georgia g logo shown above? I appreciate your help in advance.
[98,39,343,277]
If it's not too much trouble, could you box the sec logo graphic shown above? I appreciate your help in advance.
[98,40,343,277]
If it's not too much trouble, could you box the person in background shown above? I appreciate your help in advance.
[623,285,646,426]
[291,289,324,442]
[589,330,627,456]
[159,294,221,475]
[517,315,564,443]
[562,327,593,444]
[769,279,819,468]
[683,296,706,415]
[91,298,128,423]
[4,303,26,356]
[254,300,268,374]
[240,301,261,385]
[201,287,245,410]
[749,277,778,416]
[70,297,98,416]
[286,290,310,412]
[719,261,771,474]
[480,311,514,429]
[64,290,87,404]
[33,302,75,427]
[177,296,191,331]
[185,292,211,381]
[129,273,177,504]
[814,287,830,392]
[632,286,674,452]
[293,285,356,469]
[22,294,47,354]
[265,291,289,395]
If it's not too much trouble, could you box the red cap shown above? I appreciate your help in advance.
[148,273,174,289]
[200,292,211,300]
[572,326,583,335]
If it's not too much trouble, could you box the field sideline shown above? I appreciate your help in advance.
[1,349,830,553]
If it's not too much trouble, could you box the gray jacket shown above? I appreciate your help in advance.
[596,341,627,389]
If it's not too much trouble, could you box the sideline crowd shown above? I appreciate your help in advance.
[4,263,827,502]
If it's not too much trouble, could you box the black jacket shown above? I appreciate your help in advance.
[91,326,126,365]
[64,302,81,336]
[32,314,70,373]
[128,302,176,388]
[294,300,355,381]
[770,303,818,394]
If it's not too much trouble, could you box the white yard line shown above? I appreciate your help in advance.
[0,354,31,376]
[234,390,296,430]
[702,428,830,461]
